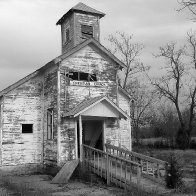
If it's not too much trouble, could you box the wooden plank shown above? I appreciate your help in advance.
[79,115,83,161]
[52,159,79,184]
[57,66,61,165]
[106,154,110,185]
[74,119,78,159]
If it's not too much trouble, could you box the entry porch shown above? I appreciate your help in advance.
[62,96,131,161]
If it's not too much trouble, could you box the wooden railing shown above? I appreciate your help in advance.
[105,144,168,184]
[83,144,142,189]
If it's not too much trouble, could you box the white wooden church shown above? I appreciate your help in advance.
[0,2,132,174]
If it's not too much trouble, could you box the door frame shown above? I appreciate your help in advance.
[75,116,105,161]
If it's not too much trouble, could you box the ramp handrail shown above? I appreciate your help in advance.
[83,144,142,188]
[105,144,168,184]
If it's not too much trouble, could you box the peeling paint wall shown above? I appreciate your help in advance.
[105,118,119,146]
[61,13,75,54]
[1,74,43,167]
[118,91,132,150]
[43,66,58,167]
[61,45,117,111]
[61,12,100,54]
[59,118,76,165]
[59,45,119,161]
[74,13,100,45]
[0,97,3,165]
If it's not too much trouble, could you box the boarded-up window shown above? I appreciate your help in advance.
[22,124,33,133]
[81,25,93,38]
[47,109,54,140]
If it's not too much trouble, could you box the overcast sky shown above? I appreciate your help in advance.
[0,0,195,91]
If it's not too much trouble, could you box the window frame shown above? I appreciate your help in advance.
[22,124,33,134]
[81,24,93,39]
[47,108,54,140]
[65,28,70,43]
[66,71,97,82]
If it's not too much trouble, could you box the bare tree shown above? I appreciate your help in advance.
[152,43,186,128]
[127,80,155,143]
[185,31,196,139]
[107,32,144,89]
[107,32,154,143]
[150,33,196,148]
[178,0,196,20]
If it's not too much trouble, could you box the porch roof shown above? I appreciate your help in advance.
[62,96,130,119]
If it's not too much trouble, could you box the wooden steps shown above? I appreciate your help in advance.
[52,159,79,184]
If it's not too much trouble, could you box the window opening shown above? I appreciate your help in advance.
[66,71,97,82]
[89,73,97,81]
[66,28,70,42]
[81,25,93,38]
[67,72,79,80]
[79,72,89,81]
[22,124,33,134]
[47,109,54,140]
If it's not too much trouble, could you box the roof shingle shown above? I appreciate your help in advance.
[63,96,104,117]
[56,2,105,25]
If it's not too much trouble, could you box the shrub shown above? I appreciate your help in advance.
[176,127,189,149]
[190,139,196,150]
[166,152,183,189]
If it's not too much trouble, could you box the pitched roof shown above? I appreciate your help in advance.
[56,2,105,25]
[0,60,55,97]
[55,38,126,69]
[63,96,130,119]
[0,39,125,97]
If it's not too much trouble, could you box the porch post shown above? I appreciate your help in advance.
[79,114,83,162]
[74,119,78,159]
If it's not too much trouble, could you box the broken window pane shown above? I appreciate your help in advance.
[66,71,97,82]
[89,73,97,81]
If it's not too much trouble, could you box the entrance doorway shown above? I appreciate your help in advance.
[77,120,103,158]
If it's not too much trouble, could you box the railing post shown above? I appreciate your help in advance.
[106,153,110,185]
[137,165,141,185]
[79,115,83,162]
[157,163,160,180]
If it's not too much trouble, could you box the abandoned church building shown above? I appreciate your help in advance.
[0,3,132,174]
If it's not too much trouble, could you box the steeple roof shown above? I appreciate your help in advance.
[56,2,105,25]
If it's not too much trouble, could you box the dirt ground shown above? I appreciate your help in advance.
[0,174,140,196]
[0,174,196,196]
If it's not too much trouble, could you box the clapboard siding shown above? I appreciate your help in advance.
[0,97,3,165]
[59,45,118,162]
[59,118,76,165]
[74,13,100,46]
[43,66,58,166]
[2,74,43,166]
[62,13,75,54]
[60,45,117,110]
[118,91,131,150]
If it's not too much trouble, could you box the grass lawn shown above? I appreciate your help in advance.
[133,146,196,188]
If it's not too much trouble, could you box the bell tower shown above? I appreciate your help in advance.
[56,2,105,54]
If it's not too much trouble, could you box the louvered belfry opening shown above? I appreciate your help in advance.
[81,25,93,39]
[56,2,105,54]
